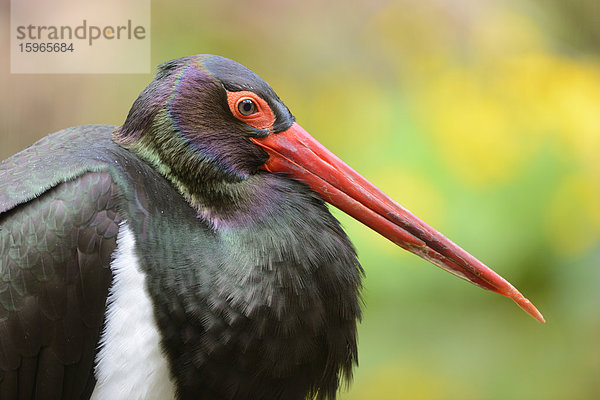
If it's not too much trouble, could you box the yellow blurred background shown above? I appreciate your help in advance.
[1,0,599,398]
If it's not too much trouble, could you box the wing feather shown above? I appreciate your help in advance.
[0,171,121,399]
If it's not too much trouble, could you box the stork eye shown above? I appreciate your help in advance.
[227,90,275,130]
[238,99,257,116]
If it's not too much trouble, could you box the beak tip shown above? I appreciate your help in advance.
[511,292,546,324]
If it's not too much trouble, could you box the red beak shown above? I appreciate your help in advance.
[251,122,545,323]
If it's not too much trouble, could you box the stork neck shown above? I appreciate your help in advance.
[187,174,266,223]
[150,159,264,223]
[114,122,265,220]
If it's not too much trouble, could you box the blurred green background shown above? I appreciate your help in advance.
[1,0,599,398]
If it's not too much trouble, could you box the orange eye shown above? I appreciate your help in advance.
[227,90,275,130]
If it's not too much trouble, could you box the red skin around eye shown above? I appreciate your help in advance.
[227,90,275,130]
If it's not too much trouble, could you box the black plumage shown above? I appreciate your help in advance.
[1,121,362,399]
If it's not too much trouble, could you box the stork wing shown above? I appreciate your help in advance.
[1,161,121,398]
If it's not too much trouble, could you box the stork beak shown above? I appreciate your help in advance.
[251,122,545,323]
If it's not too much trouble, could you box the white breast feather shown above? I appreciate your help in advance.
[91,222,177,400]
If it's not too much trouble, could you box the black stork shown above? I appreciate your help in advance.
[0,55,544,400]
